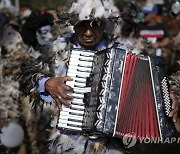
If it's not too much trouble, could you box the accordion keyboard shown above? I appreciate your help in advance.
[56,48,176,138]
[57,50,95,130]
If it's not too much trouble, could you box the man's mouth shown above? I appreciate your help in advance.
[83,38,94,43]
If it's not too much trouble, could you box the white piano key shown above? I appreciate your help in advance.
[72,77,87,83]
[69,57,93,63]
[59,114,83,120]
[62,108,84,114]
[67,72,90,78]
[65,92,84,99]
[69,62,93,68]
[69,60,93,67]
[57,123,82,131]
[65,89,85,97]
[70,52,94,57]
[67,78,87,84]
[68,65,92,72]
[63,104,85,110]
[71,50,95,56]
[58,119,82,126]
[60,110,84,117]
[72,93,84,98]
[70,54,94,61]
[72,98,84,102]
[67,70,91,77]
[66,81,87,87]
[66,81,87,89]
[70,99,84,105]
[70,57,93,63]
[73,87,91,93]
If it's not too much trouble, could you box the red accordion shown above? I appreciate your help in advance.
[57,47,176,140]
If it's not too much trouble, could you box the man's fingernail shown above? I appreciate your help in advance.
[173,119,177,123]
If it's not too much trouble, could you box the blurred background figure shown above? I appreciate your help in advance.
[0,0,12,9]
[19,9,74,153]
[20,10,55,58]
[0,11,33,153]
[20,10,73,59]
[137,3,170,56]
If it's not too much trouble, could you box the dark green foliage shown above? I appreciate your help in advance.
[20,0,68,9]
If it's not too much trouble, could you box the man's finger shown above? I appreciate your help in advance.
[169,107,179,117]
[57,86,73,100]
[63,76,73,82]
[60,92,74,100]
[170,85,177,91]
[58,97,71,107]
[54,98,62,110]
[56,76,73,84]
[170,91,178,99]
[173,113,178,123]
[170,93,179,109]
[61,84,73,91]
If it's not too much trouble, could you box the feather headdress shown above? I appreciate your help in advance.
[56,0,120,26]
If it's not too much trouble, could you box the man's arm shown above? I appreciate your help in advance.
[169,85,179,123]
[152,37,169,49]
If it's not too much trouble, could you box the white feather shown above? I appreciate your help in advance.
[51,37,67,52]
[69,2,81,14]
[68,0,119,21]
[94,5,106,18]
[79,1,93,20]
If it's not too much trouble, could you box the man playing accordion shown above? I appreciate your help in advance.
[19,0,179,153]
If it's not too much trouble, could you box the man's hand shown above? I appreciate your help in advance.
[45,76,73,109]
[169,85,179,123]
[152,42,160,49]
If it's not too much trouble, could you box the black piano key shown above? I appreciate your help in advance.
[71,102,84,106]
[78,64,92,68]
[69,112,84,116]
[68,118,83,123]
[79,58,94,62]
[74,79,86,83]
[77,68,92,73]
[67,123,82,128]
[76,74,90,78]
[70,106,85,111]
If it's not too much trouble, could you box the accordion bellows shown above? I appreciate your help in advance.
[57,47,176,139]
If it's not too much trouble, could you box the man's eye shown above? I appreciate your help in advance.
[90,21,101,28]
[76,23,84,28]
[43,30,49,34]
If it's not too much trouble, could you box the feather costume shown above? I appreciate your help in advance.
[17,1,126,153]
[18,28,126,153]
[0,24,34,153]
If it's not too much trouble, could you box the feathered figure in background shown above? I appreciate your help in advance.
[0,15,35,152]
[20,11,54,49]
[18,9,75,153]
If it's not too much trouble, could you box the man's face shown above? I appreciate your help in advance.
[144,13,156,23]
[74,20,105,49]
[36,25,53,45]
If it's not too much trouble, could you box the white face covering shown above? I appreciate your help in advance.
[0,0,12,9]
[36,25,53,45]
[171,1,180,15]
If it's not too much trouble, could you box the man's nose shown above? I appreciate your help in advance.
[84,28,93,37]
